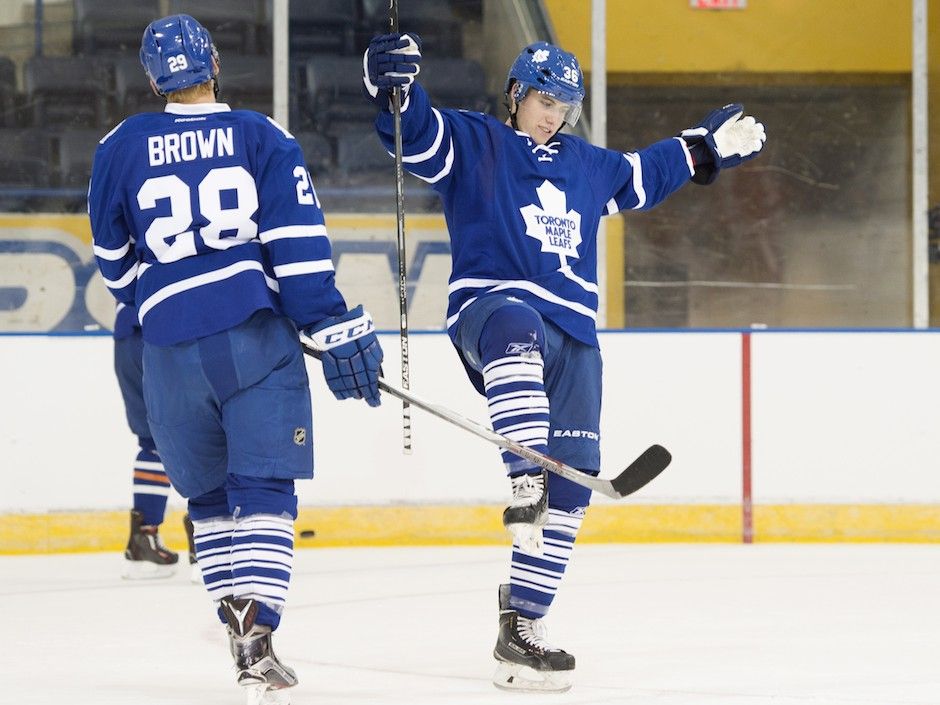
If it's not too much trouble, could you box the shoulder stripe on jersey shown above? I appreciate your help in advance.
[259,224,328,243]
[138,260,273,322]
[399,108,445,163]
[102,262,139,289]
[273,260,334,278]
[99,120,126,144]
[448,277,597,321]
[624,152,646,209]
[93,241,131,260]
[266,116,295,140]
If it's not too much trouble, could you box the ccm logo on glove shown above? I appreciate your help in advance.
[306,313,375,349]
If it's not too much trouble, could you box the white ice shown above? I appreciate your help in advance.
[5,543,939,705]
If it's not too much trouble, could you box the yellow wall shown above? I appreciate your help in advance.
[544,0,912,73]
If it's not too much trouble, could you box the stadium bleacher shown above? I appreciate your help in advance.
[0,0,490,211]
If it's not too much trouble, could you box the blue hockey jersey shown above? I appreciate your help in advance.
[113,302,139,340]
[374,84,695,348]
[89,103,346,346]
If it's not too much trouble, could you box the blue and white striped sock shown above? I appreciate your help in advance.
[509,507,584,618]
[482,354,550,475]
[192,515,235,600]
[231,514,294,613]
[132,447,170,527]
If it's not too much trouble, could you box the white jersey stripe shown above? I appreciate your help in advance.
[259,224,328,243]
[273,259,334,278]
[138,260,268,322]
[625,152,646,209]
[93,241,130,260]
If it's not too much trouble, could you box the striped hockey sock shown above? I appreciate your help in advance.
[192,516,235,601]
[132,447,170,527]
[509,507,584,618]
[482,354,550,475]
[231,513,295,614]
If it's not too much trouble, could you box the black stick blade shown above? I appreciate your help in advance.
[610,444,672,498]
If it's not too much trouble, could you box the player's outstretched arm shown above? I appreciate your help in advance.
[302,305,384,407]
[680,103,767,185]
[362,32,422,111]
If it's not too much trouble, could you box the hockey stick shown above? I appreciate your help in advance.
[301,342,671,499]
[388,0,412,453]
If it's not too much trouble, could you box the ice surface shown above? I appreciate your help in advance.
[5,543,938,704]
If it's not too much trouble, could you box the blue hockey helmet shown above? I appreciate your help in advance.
[505,42,584,126]
[140,14,218,95]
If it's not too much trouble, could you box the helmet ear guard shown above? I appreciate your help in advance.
[140,14,219,96]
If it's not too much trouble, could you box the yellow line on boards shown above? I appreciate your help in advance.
[1,504,938,555]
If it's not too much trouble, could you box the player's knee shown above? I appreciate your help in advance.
[478,303,545,366]
[227,475,298,519]
[188,484,229,521]
[548,470,598,513]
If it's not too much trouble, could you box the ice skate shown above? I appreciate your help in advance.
[122,509,178,579]
[503,469,548,555]
[182,513,202,584]
[493,584,574,692]
[220,596,298,705]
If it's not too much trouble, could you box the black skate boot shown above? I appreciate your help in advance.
[122,509,178,580]
[502,469,549,555]
[220,596,298,705]
[493,584,575,692]
[182,513,201,584]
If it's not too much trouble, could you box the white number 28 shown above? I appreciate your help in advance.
[137,166,258,263]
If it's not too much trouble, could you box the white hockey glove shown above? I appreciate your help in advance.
[680,103,766,185]
[302,305,383,407]
[363,32,422,110]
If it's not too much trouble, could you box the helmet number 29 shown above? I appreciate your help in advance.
[167,55,189,73]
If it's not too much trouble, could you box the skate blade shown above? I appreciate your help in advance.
[244,684,291,705]
[122,559,176,580]
[493,660,573,693]
[505,523,544,556]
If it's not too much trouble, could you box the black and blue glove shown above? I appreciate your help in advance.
[362,32,422,109]
[303,305,383,407]
[680,103,767,185]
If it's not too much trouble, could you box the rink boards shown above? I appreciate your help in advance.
[2,330,939,553]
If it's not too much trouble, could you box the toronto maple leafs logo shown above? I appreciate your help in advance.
[519,180,582,260]
[532,49,550,63]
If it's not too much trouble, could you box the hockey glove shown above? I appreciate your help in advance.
[303,305,383,407]
[363,32,422,109]
[680,103,767,185]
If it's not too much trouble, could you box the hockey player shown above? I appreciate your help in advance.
[90,15,383,704]
[114,301,201,582]
[363,34,765,692]
[113,302,179,579]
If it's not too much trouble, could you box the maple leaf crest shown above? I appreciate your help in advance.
[519,180,582,259]
[532,49,550,63]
